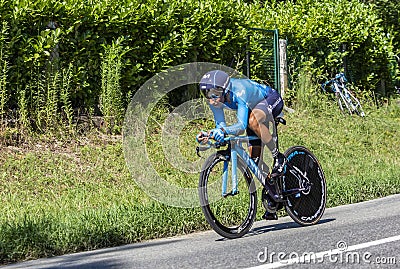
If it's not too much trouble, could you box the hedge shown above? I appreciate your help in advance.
[0,0,397,132]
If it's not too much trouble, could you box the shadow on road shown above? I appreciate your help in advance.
[215,218,336,241]
[40,259,124,269]
[3,239,183,269]
[247,218,336,237]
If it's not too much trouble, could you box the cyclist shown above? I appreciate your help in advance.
[196,70,285,220]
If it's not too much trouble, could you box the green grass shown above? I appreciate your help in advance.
[279,105,400,207]
[0,96,400,264]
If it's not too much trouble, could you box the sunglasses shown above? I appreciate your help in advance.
[203,87,224,99]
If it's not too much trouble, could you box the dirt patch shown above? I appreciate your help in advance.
[0,129,122,164]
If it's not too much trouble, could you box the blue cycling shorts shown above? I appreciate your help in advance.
[246,89,283,147]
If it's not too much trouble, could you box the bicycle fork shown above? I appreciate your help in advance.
[221,150,239,197]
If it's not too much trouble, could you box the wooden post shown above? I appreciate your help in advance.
[279,39,288,98]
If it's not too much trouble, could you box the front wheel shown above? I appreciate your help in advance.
[282,146,327,226]
[346,91,365,117]
[199,151,257,239]
[336,93,349,115]
[337,91,365,117]
[336,92,355,116]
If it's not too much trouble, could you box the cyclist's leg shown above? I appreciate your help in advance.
[248,109,272,150]
[248,90,284,220]
[246,126,262,161]
[246,122,278,221]
[248,90,284,172]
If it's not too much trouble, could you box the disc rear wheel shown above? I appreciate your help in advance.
[282,146,326,226]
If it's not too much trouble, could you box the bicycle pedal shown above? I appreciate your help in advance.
[267,176,275,185]
[223,191,239,198]
[262,211,278,221]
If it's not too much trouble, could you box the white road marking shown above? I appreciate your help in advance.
[250,234,400,268]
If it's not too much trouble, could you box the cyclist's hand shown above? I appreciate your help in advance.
[196,131,209,144]
[209,128,225,142]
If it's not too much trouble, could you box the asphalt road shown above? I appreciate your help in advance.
[3,194,400,269]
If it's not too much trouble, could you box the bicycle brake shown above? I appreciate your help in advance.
[196,145,210,157]
[196,147,201,157]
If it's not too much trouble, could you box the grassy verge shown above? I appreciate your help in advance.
[0,97,399,264]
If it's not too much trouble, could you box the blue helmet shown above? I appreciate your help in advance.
[199,70,230,99]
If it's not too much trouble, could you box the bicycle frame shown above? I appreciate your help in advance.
[332,80,360,112]
[322,73,364,116]
[221,136,266,196]
[216,136,308,203]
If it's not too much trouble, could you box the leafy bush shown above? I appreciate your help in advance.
[0,0,250,132]
[0,0,397,133]
[251,0,395,95]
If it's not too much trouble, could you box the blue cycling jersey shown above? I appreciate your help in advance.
[209,78,274,135]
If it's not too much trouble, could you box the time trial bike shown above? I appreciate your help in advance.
[196,117,327,239]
